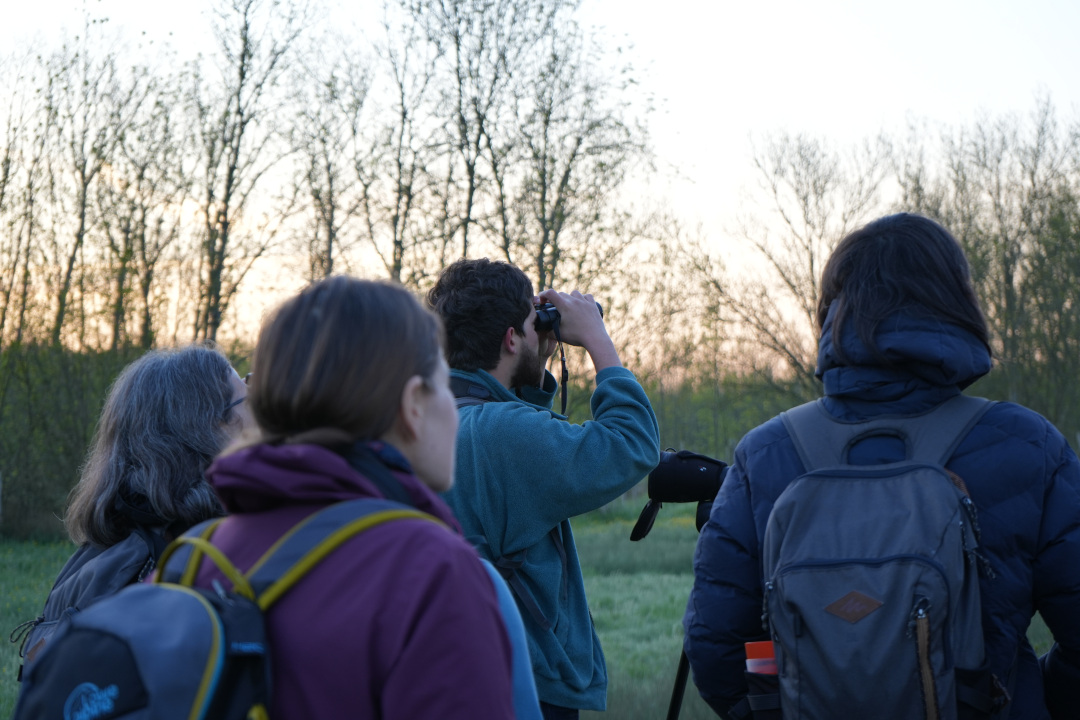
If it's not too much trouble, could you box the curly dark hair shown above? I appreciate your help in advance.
[818,213,991,362]
[426,258,534,372]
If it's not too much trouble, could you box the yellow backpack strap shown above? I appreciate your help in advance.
[155,518,225,585]
[156,535,255,601]
[245,498,443,611]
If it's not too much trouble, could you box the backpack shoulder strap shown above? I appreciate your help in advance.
[780,400,844,471]
[246,498,443,610]
[157,517,226,586]
[451,376,492,409]
[910,395,995,464]
[450,375,571,629]
[781,395,995,472]
[474,523,568,632]
[157,534,256,599]
[158,500,442,610]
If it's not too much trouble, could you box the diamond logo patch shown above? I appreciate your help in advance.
[825,591,884,623]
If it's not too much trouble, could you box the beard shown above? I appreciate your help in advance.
[510,342,546,390]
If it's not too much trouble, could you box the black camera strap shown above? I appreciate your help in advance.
[546,300,603,416]
[550,314,570,416]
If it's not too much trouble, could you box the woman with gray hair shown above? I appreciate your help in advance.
[12,343,251,672]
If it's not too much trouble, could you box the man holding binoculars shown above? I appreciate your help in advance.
[428,258,660,720]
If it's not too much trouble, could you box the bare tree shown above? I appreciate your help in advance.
[0,53,35,348]
[189,0,308,341]
[287,39,373,281]
[357,8,446,286]
[686,133,889,398]
[500,19,647,292]
[96,73,193,349]
[406,0,566,259]
[897,99,1080,431]
[41,27,147,347]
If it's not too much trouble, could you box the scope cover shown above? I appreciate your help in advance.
[647,450,726,503]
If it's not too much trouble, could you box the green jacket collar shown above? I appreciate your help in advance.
[450,368,562,418]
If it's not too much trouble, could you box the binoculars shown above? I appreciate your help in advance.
[534,301,604,333]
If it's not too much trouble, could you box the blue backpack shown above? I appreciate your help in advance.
[758,395,1009,720]
[13,498,437,720]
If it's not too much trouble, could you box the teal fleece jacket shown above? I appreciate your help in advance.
[442,366,660,710]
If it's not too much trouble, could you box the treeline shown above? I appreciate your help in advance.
[0,0,663,538]
[4,1,1080,537]
[679,102,1080,445]
[0,0,650,352]
[0,344,792,539]
[0,347,145,538]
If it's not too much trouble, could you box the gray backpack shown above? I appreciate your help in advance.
[761,394,1004,720]
[11,528,163,679]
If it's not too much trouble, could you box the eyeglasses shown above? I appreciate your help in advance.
[223,373,251,415]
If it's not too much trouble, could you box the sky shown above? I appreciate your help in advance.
[4,0,1080,246]
[575,0,1080,235]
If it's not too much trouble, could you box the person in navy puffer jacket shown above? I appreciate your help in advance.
[683,213,1080,719]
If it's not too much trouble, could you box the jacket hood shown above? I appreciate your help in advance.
[206,442,462,532]
[815,305,992,417]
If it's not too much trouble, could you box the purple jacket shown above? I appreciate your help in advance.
[197,442,516,720]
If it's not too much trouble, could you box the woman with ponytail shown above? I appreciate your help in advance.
[193,276,517,719]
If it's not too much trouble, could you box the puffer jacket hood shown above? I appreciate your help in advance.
[816,304,993,419]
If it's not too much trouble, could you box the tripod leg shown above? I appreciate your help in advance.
[666,649,691,720]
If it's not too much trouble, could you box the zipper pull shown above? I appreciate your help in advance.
[960,496,982,542]
[761,581,773,632]
[972,548,997,580]
[960,496,997,579]
[907,597,930,638]
[212,579,231,602]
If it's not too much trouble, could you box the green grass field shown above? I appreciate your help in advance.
[576,501,717,719]
[0,501,1055,719]
[1,538,75,717]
